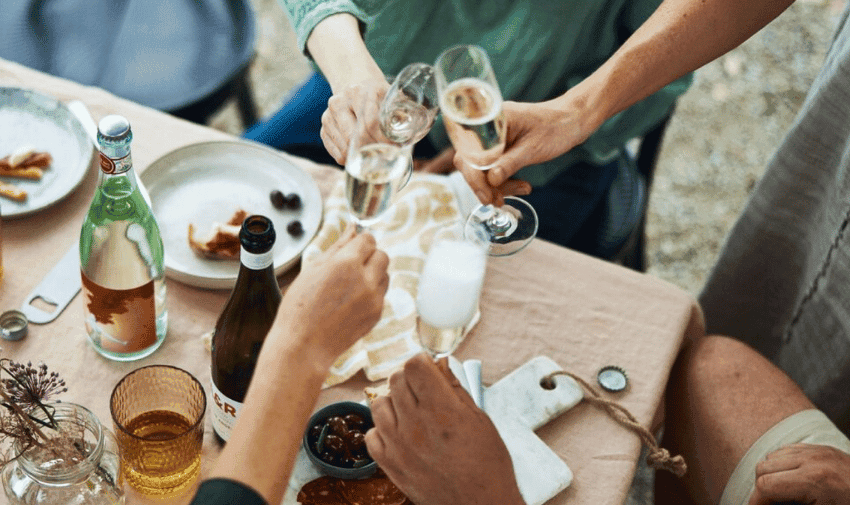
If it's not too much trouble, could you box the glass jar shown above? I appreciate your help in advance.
[1,403,124,505]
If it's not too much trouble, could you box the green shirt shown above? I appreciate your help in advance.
[281,0,692,186]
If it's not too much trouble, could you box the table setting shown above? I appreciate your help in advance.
[0,55,704,505]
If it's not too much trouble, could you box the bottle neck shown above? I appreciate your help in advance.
[240,247,274,271]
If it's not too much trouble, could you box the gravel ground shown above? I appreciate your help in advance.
[209,1,846,501]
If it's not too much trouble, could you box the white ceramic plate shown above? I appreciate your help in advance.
[0,88,94,218]
[140,141,323,290]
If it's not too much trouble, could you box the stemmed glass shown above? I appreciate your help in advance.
[344,112,412,231]
[416,222,487,358]
[380,62,440,148]
[434,44,539,256]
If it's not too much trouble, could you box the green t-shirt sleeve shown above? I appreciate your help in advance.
[277,0,385,57]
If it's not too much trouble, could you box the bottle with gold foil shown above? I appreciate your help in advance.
[79,115,167,361]
[210,215,281,442]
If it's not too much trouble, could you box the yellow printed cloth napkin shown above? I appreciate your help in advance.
[303,172,479,387]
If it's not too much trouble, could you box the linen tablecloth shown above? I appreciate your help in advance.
[0,58,704,505]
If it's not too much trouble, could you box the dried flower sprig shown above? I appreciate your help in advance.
[0,358,70,464]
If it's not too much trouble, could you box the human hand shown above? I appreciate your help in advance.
[459,100,588,206]
[321,78,390,165]
[747,443,850,505]
[275,228,389,366]
[365,354,525,505]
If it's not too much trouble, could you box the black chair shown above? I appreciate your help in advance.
[606,108,676,272]
[1,0,258,127]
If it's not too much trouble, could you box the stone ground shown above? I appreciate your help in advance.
[209,1,847,502]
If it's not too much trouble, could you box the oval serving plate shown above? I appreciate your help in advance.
[0,87,94,218]
[140,141,323,290]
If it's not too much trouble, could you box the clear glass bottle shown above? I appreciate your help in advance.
[210,215,281,442]
[1,403,124,505]
[79,115,167,361]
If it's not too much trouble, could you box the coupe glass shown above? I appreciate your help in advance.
[434,44,538,256]
[344,113,412,231]
[416,222,488,358]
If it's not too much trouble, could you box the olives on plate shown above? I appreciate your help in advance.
[287,220,304,237]
[270,190,303,211]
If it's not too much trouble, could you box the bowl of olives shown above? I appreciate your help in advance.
[303,401,377,479]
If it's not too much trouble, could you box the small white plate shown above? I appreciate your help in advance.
[140,141,323,290]
[0,88,94,218]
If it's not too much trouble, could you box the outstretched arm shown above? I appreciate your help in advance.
[306,13,388,165]
[478,0,795,197]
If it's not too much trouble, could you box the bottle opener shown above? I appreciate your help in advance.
[20,245,81,324]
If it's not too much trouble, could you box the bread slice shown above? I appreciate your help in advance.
[187,209,248,260]
[0,181,27,202]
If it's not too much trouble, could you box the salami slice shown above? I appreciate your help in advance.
[297,471,412,505]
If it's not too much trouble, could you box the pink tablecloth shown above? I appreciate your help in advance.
[0,58,704,505]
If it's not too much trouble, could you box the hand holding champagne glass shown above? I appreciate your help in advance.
[435,45,538,256]
[345,113,412,231]
[416,222,487,358]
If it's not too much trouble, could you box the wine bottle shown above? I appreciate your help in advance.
[79,115,167,361]
[210,215,282,442]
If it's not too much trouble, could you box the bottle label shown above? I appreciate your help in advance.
[98,152,132,174]
[210,380,242,441]
[80,272,156,354]
[241,248,274,270]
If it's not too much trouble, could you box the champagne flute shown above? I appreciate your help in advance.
[435,44,539,256]
[416,222,488,358]
[344,114,412,231]
[380,62,440,147]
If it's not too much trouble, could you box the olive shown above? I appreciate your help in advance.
[349,431,366,450]
[327,416,348,437]
[285,193,302,210]
[287,220,304,237]
[308,424,323,441]
[323,434,345,454]
[270,190,286,209]
[343,413,367,431]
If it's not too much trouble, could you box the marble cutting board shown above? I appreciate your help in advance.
[282,356,584,505]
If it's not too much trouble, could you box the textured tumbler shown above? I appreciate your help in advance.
[110,365,206,497]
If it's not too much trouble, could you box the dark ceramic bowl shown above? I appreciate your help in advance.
[303,401,377,479]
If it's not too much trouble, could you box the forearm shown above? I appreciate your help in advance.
[306,13,384,93]
[562,0,794,134]
[207,327,332,504]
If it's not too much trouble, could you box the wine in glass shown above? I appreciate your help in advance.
[380,62,440,147]
[344,113,412,231]
[416,223,487,358]
[435,44,539,256]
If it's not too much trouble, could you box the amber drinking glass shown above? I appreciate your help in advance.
[110,365,206,497]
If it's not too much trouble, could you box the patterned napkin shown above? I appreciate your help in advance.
[302,172,480,387]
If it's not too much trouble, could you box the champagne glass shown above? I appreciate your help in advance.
[416,222,488,358]
[380,62,440,147]
[345,113,413,231]
[435,44,539,256]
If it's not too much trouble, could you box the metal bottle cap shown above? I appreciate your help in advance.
[0,310,28,341]
[97,115,131,141]
[597,366,628,392]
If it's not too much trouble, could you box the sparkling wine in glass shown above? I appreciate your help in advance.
[416,223,487,358]
[435,45,539,256]
[345,116,412,231]
[380,62,440,147]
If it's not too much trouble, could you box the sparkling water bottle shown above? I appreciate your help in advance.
[79,115,167,361]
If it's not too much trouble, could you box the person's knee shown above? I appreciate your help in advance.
[684,335,754,384]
